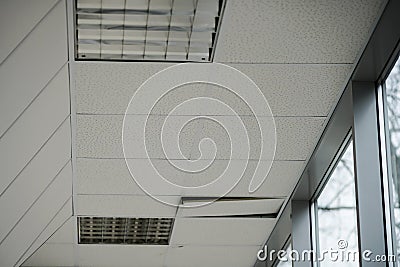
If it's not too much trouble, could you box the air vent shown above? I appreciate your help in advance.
[78,217,174,245]
[75,0,226,61]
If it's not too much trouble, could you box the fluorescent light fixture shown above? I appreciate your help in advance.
[78,217,174,245]
[75,0,225,61]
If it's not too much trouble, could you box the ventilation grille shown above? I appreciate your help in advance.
[75,0,225,62]
[78,217,174,245]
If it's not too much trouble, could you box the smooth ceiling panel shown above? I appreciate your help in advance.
[0,0,58,64]
[76,115,324,160]
[76,158,303,198]
[46,217,75,244]
[18,200,73,267]
[0,162,72,267]
[165,245,260,267]
[227,160,305,198]
[75,195,178,218]
[75,62,350,117]
[170,218,275,246]
[0,66,70,195]
[77,246,167,267]
[230,63,352,116]
[75,62,173,114]
[214,0,385,63]
[0,0,67,136]
[177,198,283,217]
[0,119,71,243]
[22,243,74,267]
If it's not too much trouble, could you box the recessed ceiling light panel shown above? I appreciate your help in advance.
[75,0,225,61]
[78,217,174,245]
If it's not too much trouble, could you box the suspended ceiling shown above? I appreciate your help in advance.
[0,0,387,266]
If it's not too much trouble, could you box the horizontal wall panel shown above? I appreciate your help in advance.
[0,119,71,243]
[0,0,58,64]
[170,218,276,246]
[0,65,70,195]
[18,200,73,267]
[0,0,67,136]
[75,195,178,218]
[77,115,325,160]
[0,162,72,267]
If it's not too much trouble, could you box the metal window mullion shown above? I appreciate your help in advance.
[291,200,313,267]
[380,82,398,267]
[352,81,389,266]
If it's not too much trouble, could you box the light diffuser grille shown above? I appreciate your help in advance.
[78,217,174,245]
[75,0,224,61]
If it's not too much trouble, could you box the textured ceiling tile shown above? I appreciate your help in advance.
[215,0,385,63]
[230,63,352,116]
[77,115,324,160]
[74,194,179,217]
[275,117,325,160]
[76,114,123,158]
[75,62,351,116]
[76,158,302,198]
[74,62,173,114]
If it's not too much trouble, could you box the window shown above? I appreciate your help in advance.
[383,54,400,262]
[276,243,292,267]
[315,141,359,266]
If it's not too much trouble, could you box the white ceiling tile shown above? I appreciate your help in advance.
[78,245,167,267]
[227,160,305,198]
[74,62,351,116]
[74,62,174,114]
[214,0,385,63]
[74,195,178,218]
[229,64,352,116]
[77,115,323,160]
[165,245,261,267]
[275,117,325,160]
[170,218,275,246]
[177,198,283,217]
[76,158,303,198]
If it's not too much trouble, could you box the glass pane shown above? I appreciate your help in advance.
[276,244,292,267]
[385,55,400,262]
[316,142,359,266]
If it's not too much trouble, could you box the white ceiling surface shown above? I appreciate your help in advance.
[0,1,73,266]
[22,0,386,267]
